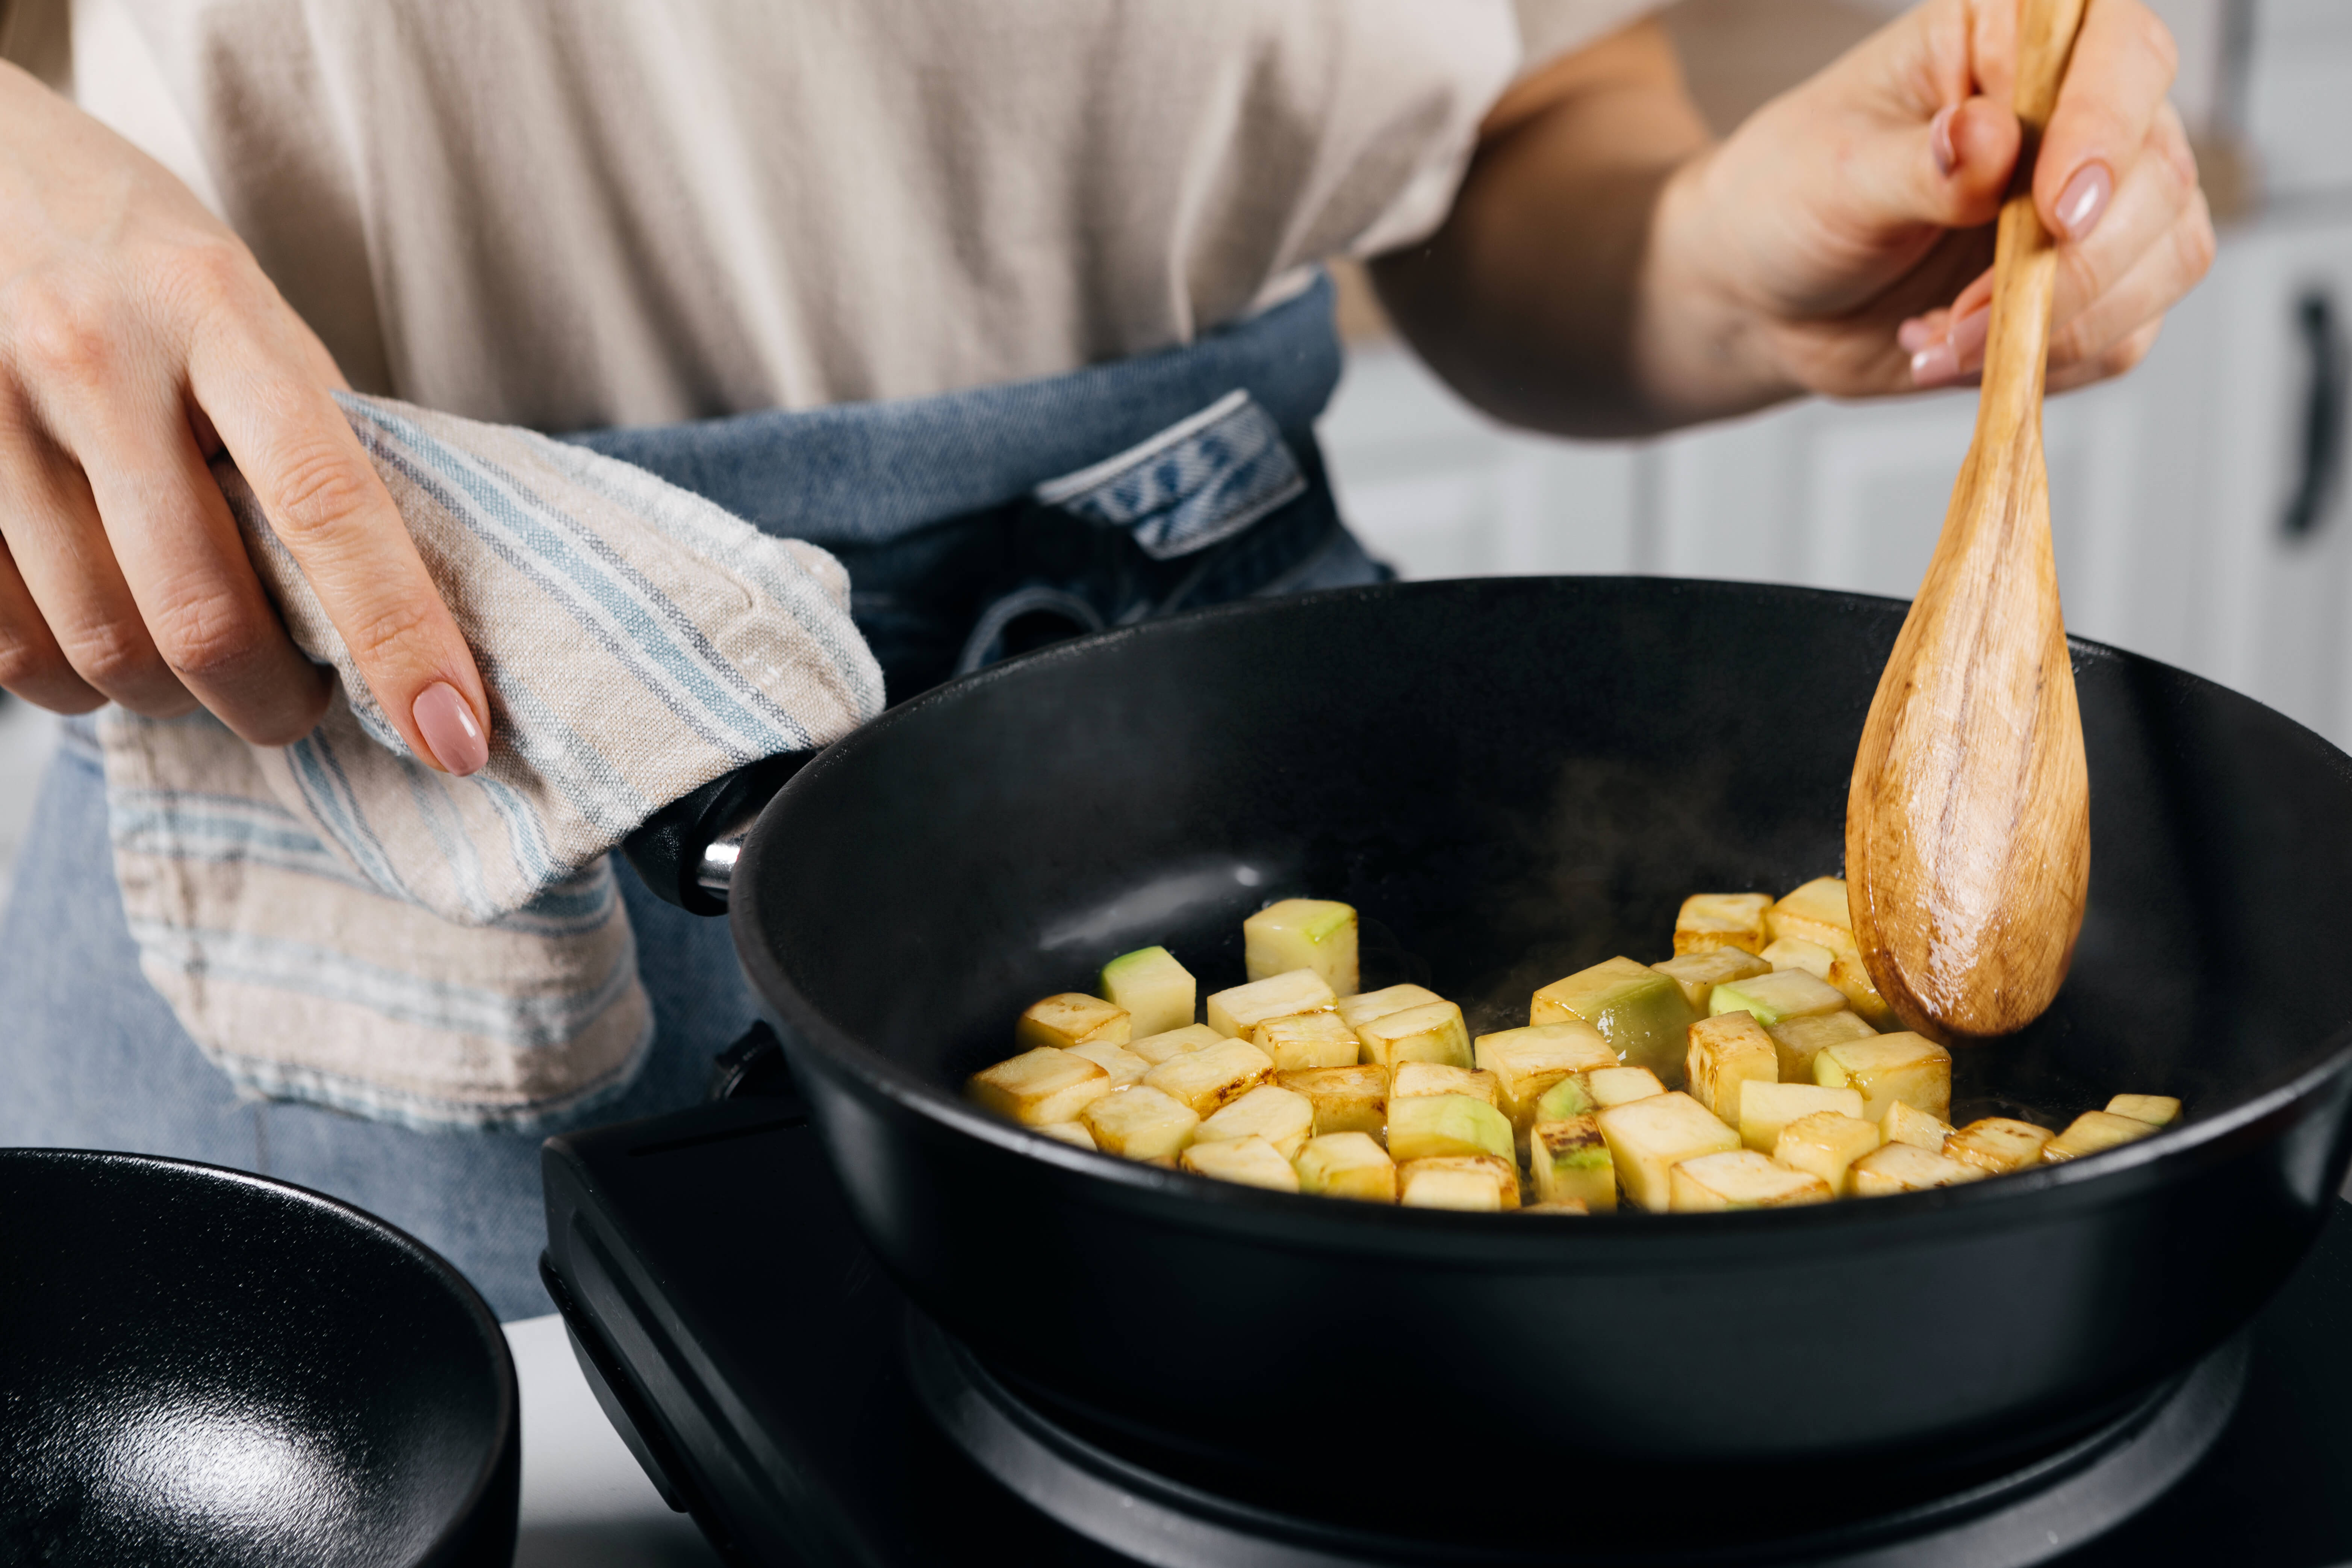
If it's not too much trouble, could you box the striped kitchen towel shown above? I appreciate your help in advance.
[98,394,883,1132]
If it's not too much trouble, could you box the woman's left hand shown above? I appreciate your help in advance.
[1657,0,2215,403]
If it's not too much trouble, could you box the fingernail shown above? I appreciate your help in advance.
[1947,305,1992,372]
[2054,161,2113,242]
[1910,338,1960,387]
[1898,316,1942,354]
[1930,104,1958,177]
[413,682,489,776]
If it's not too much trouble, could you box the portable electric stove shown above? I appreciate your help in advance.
[539,1050,2352,1568]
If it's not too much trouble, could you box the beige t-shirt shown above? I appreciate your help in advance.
[66,0,1650,430]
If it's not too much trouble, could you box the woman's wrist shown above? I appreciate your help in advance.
[1629,145,1812,427]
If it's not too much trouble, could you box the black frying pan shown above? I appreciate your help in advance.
[0,1150,519,1566]
[631,577,2352,1540]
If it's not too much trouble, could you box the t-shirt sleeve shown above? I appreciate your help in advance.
[1512,0,1669,78]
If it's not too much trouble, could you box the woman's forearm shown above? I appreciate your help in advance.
[1367,23,1774,439]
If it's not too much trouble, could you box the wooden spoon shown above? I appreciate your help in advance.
[1845,0,2092,1046]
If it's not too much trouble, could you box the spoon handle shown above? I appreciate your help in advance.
[1974,0,2087,450]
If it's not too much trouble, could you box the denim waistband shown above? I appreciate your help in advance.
[562,273,1342,548]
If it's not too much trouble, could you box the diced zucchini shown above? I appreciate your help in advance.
[1530,958,1697,1079]
[1670,1150,1834,1211]
[1182,1135,1300,1191]
[1196,1084,1317,1160]
[1293,1131,1396,1202]
[968,1047,1116,1126]
[1244,899,1359,996]
[1033,1122,1097,1151]
[1355,999,1474,1069]
[1589,1066,1666,1108]
[1673,892,1772,956]
[1849,1141,1984,1196]
[2107,1094,2182,1129]
[1386,1093,1515,1164]
[1759,937,1835,981]
[1140,1037,1276,1117]
[1206,968,1337,1038]
[1081,1084,1200,1160]
[1066,1039,1149,1086]
[1397,1156,1520,1211]
[1252,1010,1363,1071]
[1709,969,1848,1028]
[2042,1110,2160,1162]
[1738,1081,1865,1154]
[1532,1074,1597,1123]
[1476,1020,1617,1145]
[1653,948,1772,1013]
[1098,947,1197,1037]
[1881,1100,1956,1151]
[1685,1011,1778,1128]
[1596,1091,1741,1213]
[1391,1060,1500,1108]
[1764,1010,1879,1088]
[1812,1033,1952,1123]
[1945,1117,2054,1174]
[1766,877,1857,954]
[1772,1111,1881,1195]
[1337,983,1443,1032]
[1530,1115,1617,1211]
[1522,1200,1591,1215]
[1276,1064,1389,1137]
[1015,993,1132,1052]
[1827,949,1901,1030]
[1128,1022,1228,1066]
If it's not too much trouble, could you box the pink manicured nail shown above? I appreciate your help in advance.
[1930,105,1958,177]
[1910,338,1960,387]
[1946,305,1991,371]
[413,682,489,776]
[1910,307,1990,388]
[2054,161,2113,242]
[1898,316,1941,354]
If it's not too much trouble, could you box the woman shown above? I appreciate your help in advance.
[0,0,2209,1317]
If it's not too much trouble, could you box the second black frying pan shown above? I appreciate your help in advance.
[0,1150,518,1567]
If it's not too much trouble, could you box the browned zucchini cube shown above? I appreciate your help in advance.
[1686,1011,1778,1127]
[1813,1032,1951,1123]
[1668,1150,1833,1211]
[1277,1064,1389,1137]
[1181,1135,1300,1191]
[1251,1010,1363,1071]
[1674,892,1772,956]
[1141,1037,1276,1117]
[1016,993,1132,1052]
[1195,1084,1316,1160]
[1944,1117,2054,1174]
[1396,1156,1520,1211]
[968,1047,1115,1126]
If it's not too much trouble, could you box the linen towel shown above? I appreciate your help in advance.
[98,394,883,1132]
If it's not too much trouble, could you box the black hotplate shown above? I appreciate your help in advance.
[540,1082,2352,1568]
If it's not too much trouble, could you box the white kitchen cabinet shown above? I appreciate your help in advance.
[2184,201,2352,740]
[1320,348,1643,580]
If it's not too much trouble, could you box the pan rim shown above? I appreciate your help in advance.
[736,574,2352,1251]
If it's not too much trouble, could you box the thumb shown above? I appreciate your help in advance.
[1859,92,2019,238]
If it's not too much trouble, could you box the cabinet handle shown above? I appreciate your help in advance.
[2283,289,2347,539]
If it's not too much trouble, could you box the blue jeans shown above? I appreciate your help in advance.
[0,275,1383,1318]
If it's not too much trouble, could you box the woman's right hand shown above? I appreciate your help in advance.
[0,64,490,773]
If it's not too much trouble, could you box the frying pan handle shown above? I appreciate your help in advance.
[620,750,815,915]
